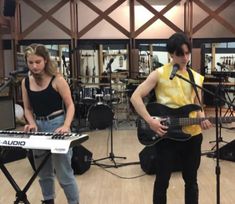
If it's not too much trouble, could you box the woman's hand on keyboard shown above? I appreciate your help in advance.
[55,125,70,134]
[24,124,38,132]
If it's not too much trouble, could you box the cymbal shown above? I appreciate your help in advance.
[117,89,132,93]
[120,78,129,83]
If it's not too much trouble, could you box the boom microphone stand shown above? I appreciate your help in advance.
[92,58,127,168]
[173,71,234,204]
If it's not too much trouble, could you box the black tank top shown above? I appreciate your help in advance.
[25,76,63,117]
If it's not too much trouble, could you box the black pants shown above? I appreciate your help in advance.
[153,134,202,204]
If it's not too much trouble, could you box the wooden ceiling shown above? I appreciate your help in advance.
[6,0,234,42]
[192,0,235,35]
[0,16,11,34]
[1,0,234,78]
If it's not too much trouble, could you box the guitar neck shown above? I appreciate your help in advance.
[178,116,235,126]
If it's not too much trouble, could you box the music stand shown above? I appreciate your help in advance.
[92,58,127,168]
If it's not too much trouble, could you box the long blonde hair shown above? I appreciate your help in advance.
[24,44,58,76]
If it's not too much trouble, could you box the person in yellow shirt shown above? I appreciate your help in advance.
[131,32,212,204]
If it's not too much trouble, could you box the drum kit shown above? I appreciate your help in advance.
[72,77,140,130]
[76,86,121,130]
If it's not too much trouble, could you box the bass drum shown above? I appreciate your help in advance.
[87,103,114,130]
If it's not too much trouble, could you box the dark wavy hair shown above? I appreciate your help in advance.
[166,32,191,56]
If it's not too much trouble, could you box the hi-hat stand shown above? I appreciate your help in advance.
[92,59,126,168]
[116,88,136,127]
[117,81,139,127]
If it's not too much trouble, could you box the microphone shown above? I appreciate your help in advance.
[106,58,114,71]
[109,58,114,64]
[10,67,29,76]
[108,58,114,66]
[217,62,225,68]
[169,64,180,80]
[61,55,67,67]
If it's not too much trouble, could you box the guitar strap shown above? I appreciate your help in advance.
[187,68,203,111]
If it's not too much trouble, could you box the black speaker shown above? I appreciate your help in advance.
[0,97,16,130]
[0,97,25,164]
[0,148,27,164]
[139,146,156,175]
[130,49,139,78]
[3,0,16,17]
[27,146,93,173]
[218,140,235,161]
[139,146,182,175]
[203,84,225,107]
[71,145,92,175]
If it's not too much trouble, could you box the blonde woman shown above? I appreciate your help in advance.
[22,44,79,204]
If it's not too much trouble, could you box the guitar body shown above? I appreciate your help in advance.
[137,103,201,146]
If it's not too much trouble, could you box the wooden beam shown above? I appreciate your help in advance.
[98,44,103,76]
[129,0,135,77]
[70,0,75,38]
[78,0,129,38]
[193,0,235,35]
[0,16,10,27]
[70,0,78,81]
[21,0,71,39]
[211,43,216,72]
[190,0,193,38]
[134,0,182,38]
[0,33,4,77]
[130,0,135,38]
[184,0,193,38]
[13,0,21,43]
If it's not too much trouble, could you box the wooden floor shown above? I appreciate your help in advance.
[1,115,235,204]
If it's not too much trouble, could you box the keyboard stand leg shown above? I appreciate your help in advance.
[0,151,51,204]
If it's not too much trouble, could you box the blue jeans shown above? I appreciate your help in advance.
[33,115,79,204]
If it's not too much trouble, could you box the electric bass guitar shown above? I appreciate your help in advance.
[137,103,234,146]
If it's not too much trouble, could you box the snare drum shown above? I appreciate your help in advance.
[87,103,114,129]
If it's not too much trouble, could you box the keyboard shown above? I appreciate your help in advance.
[0,130,89,154]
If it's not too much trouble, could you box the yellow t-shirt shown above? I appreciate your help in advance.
[155,63,204,136]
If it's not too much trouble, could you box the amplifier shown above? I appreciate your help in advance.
[0,97,15,130]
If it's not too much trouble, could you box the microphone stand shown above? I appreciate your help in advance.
[0,78,12,93]
[174,72,233,204]
[0,76,19,100]
[209,74,228,150]
[92,61,127,168]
